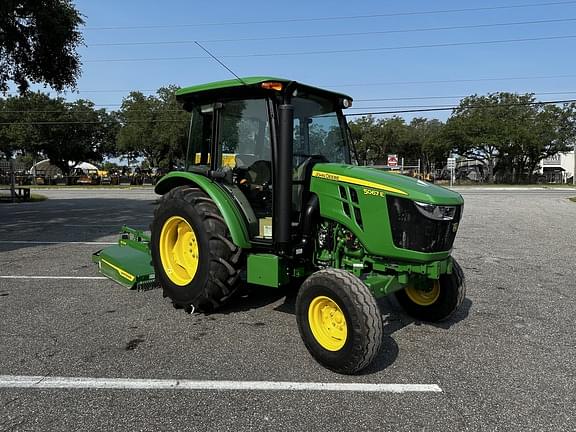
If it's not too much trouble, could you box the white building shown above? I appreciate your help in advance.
[539,150,574,183]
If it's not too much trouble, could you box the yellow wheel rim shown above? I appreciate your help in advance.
[308,296,347,351]
[405,280,441,306]
[159,216,199,286]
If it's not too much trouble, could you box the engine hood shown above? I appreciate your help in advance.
[311,163,463,205]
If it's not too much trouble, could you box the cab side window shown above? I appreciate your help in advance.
[220,99,273,221]
[186,106,213,167]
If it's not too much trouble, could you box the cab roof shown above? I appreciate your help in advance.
[175,76,352,103]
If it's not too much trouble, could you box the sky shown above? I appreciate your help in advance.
[34,0,576,121]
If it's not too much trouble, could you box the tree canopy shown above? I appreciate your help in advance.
[116,86,189,169]
[0,0,84,94]
[348,116,449,170]
[444,93,573,182]
[0,92,118,174]
[1,87,575,184]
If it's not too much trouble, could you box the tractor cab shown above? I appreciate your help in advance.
[164,77,354,247]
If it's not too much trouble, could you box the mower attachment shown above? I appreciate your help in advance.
[92,226,159,291]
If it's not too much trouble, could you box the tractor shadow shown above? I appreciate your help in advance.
[216,283,472,375]
[360,296,473,374]
[213,283,295,315]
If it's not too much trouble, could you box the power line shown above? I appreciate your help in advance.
[83,1,576,30]
[328,74,576,87]
[355,91,576,101]
[56,89,156,93]
[0,108,182,113]
[351,102,567,110]
[345,98,576,117]
[0,119,186,125]
[19,74,576,95]
[87,17,576,47]
[4,92,576,114]
[5,91,576,114]
[2,99,574,125]
[84,34,576,62]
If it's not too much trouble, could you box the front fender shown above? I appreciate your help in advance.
[155,172,251,249]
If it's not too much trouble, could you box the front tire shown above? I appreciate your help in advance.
[150,186,242,311]
[296,269,383,374]
[395,259,466,322]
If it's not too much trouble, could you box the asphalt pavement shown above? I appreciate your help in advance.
[0,187,575,431]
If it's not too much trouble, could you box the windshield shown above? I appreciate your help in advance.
[292,95,351,166]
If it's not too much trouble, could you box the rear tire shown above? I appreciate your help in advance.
[296,269,383,374]
[395,259,466,322]
[150,186,242,311]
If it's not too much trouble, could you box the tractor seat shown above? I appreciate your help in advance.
[235,159,272,189]
[246,160,271,186]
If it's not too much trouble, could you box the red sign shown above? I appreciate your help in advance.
[387,154,398,167]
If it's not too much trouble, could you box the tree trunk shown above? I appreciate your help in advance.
[527,160,539,183]
[486,159,495,183]
[10,158,16,203]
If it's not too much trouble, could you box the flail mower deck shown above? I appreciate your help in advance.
[92,226,158,291]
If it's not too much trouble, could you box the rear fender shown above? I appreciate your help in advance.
[155,172,251,248]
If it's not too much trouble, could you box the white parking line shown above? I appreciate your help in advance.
[0,375,442,393]
[0,276,107,280]
[0,223,149,227]
[0,240,115,245]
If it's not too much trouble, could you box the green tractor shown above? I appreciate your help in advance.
[94,77,465,374]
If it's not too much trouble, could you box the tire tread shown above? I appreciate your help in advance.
[152,186,242,311]
[297,268,383,374]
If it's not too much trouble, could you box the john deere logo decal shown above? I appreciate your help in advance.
[312,171,408,196]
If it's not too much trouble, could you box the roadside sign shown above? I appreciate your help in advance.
[387,154,398,167]
[447,157,456,187]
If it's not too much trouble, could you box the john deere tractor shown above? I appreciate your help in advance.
[94,77,465,374]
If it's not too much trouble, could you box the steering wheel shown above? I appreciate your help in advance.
[294,154,329,171]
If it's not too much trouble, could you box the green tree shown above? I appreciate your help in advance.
[443,94,509,182]
[0,0,84,93]
[116,86,189,169]
[116,91,159,165]
[0,93,118,174]
[518,104,572,182]
[31,99,117,174]
[154,86,189,167]
[0,92,55,159]
[445,93,572,183]
[41,100,118,175]
[349,116,409,164]
[348,116,378,164]
[408,118,448,172]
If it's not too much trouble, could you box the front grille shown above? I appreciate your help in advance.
[386,196,462,253]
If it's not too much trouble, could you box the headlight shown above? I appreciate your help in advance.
[414,201,457,221]
[387,196,462,252]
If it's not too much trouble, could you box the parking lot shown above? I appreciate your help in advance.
[0,187,575,431]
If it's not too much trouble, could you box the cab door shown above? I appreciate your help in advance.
[216,98,275,241]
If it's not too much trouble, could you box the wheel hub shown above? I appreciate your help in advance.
[405,280,441,306]
[159,216,199,286]
[308,296,347,351]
